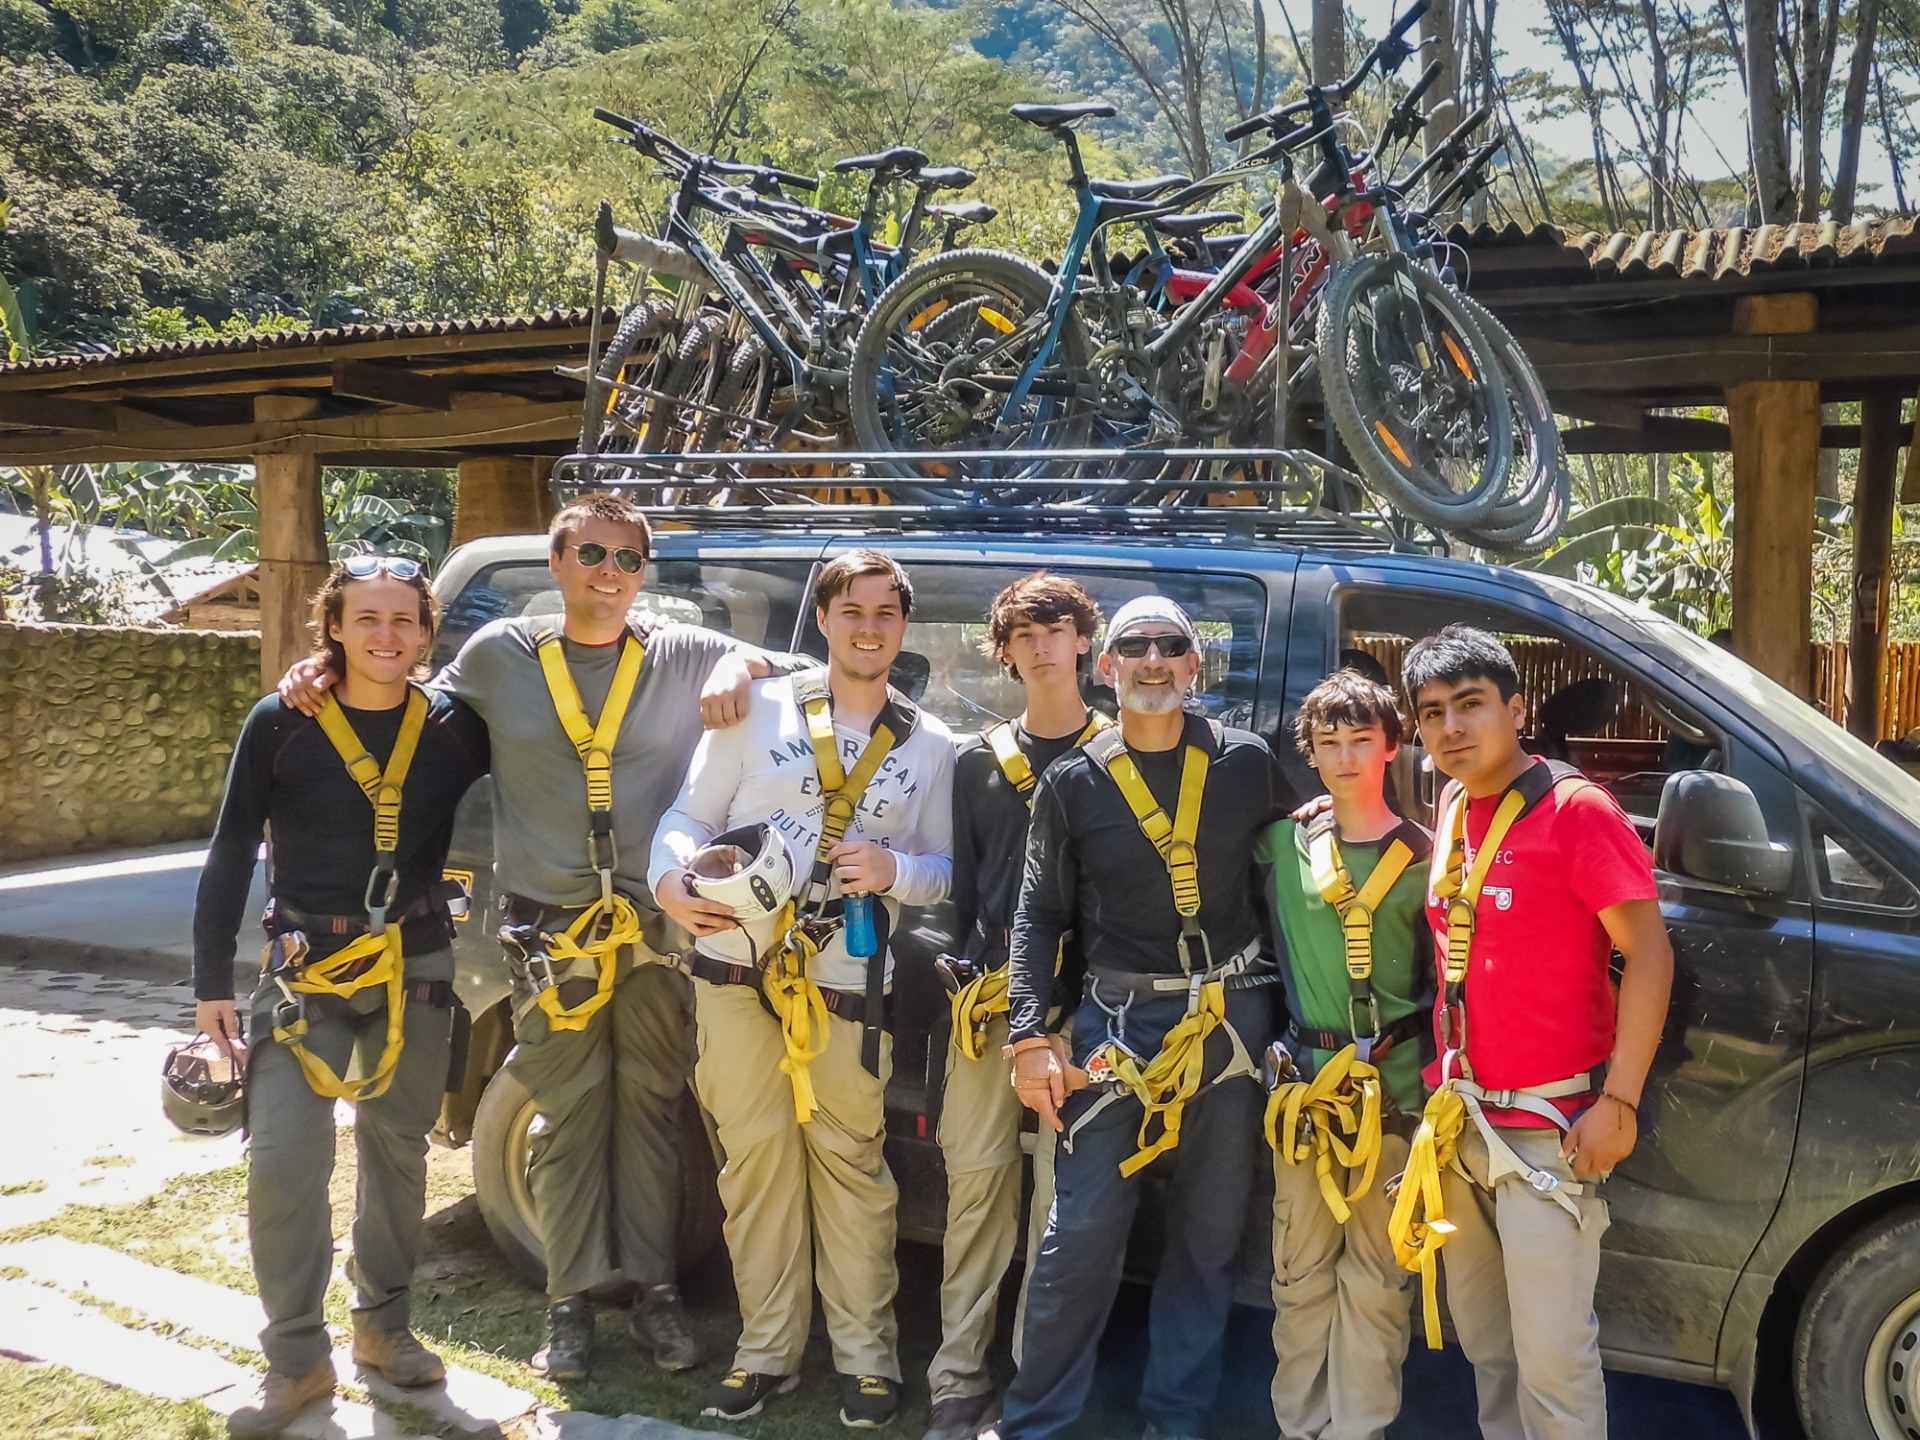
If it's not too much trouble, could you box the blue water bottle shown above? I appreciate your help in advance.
[844,893,878,958]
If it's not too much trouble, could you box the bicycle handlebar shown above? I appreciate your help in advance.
[592,108,818,192]
[1224,0,1428,142]
[709,156,819,192]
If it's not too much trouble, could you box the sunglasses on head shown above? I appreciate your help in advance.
[340,555,424,582]
[1110,634,1195,659]
[569,541,647,574]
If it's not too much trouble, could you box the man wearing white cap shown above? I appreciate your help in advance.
[985,594,1291,1440]
[650,550,955,1430]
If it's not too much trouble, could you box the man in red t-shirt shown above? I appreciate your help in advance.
[1397,626,1672,1440]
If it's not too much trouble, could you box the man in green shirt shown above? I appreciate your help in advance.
[1255,668,1432,1440]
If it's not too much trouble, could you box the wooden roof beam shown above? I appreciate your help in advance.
[0,392,123,433]
[331,359,454,411]
[0,399,581,465]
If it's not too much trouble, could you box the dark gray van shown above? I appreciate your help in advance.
[425,514,1920,1440]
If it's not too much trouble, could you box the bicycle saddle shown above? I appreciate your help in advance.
[1011,101,1117,128]
[1089,174,1190,200]
[1150,210,1245,237]
[914,165,978,191]
[835,146,932,177]
[931,200,999,226]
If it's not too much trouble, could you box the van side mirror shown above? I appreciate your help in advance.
[1653,771,1793,895]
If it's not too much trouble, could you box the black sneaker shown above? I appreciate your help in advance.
[840,1373,900,1428]
[700,1368,799,1420]
[629,1283,703,1370]
[530,1295,593,1380]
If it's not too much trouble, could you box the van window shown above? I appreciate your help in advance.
[1330,588,1748,843]
[434,557,811,668]
[801,562,1267,734]
[1807,811,1919,911]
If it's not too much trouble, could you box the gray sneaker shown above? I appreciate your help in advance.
[531,1295,593,1380]
[629,1282,703,1370]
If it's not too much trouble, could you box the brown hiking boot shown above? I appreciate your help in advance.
[351,1316,447,1388]
[225,1361,336,1438]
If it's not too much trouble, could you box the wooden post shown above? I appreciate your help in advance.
[1849,396,1903,739]
[452,456,550,547]
[253,395,327,694]
[1725,294,1820,698]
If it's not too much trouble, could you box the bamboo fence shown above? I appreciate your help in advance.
[1355,636,1920,744]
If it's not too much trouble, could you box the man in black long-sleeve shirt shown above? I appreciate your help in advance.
[991,596,1289,1440]
[192,562,488,1437]
[926,575,1106,1440]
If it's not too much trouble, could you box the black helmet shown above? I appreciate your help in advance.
[162,1036,246,1138]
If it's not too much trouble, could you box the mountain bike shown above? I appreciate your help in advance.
[582,111,994,461]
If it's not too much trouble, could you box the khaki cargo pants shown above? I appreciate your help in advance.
[1439,1123,1611,1440]
[245,946,455,1376]
[505,944,693,1300]
[930,1010,1024,1404]
[1270,1129,1415,1440]
[693,978,900,1380]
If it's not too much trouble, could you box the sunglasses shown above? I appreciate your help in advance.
[340,555,424,581]
[1110,634,1195,660]
[569,541,647,574]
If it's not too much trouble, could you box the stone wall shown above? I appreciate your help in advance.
[0,623,262,862]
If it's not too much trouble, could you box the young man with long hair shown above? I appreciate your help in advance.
[925,574,1105,1440]
[195,557,488,1436]
[279,492,797,1381]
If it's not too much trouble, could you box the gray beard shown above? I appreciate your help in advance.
[1117,675,1186,715]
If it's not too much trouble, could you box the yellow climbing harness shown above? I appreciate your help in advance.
[1390,770,1591,1349]
[1387,1082,1467,1349]
[1306,822,1415,1047]
[1084,731,1219,1173]
[762,900,834,1122]
[762,675,899,1122]
[531,628,646,1032]
[1267,1042,1386,1222]
[950,963,1010,1062]
[983,713,1109,808]
[950,714,1110,1060]
[1106,978,1227,1176]
[271,690,427,1104]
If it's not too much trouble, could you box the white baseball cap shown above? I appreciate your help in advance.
[1103,595,1201,652]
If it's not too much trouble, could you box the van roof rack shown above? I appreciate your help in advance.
[548,447,1443,554]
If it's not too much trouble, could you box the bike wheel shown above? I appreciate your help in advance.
[849,247,1091,487]
[1448,292,1571,555]
[1317,256,1510,529]
[579,298,676,453]
[691,332,774,455]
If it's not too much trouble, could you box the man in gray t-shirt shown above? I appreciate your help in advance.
[285,493,799,1383]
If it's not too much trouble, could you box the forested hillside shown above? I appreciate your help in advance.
[0,0,1246,350]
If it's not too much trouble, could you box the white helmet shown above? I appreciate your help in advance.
[688,823,797,965]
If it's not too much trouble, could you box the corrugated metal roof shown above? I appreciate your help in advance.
[0,307,610,377]
[1447,217,1920,280]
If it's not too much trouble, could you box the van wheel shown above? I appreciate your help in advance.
[1795,1207,1920,1438]
[469,1061,725,1299]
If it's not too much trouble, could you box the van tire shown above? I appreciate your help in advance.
[469,1060,725,1298]
[1794,1205,1920,1439]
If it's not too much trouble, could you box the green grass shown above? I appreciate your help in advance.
[0,1130,1260,1439]
[83,1154,138,1169]
[0,1358,221,1440]
[0,1181,47,1196]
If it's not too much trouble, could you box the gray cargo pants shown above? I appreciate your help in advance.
[505,946,693,1300]
[244,946,455,1377]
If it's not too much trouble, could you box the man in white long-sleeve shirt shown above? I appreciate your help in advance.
[651,550,955,1430]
